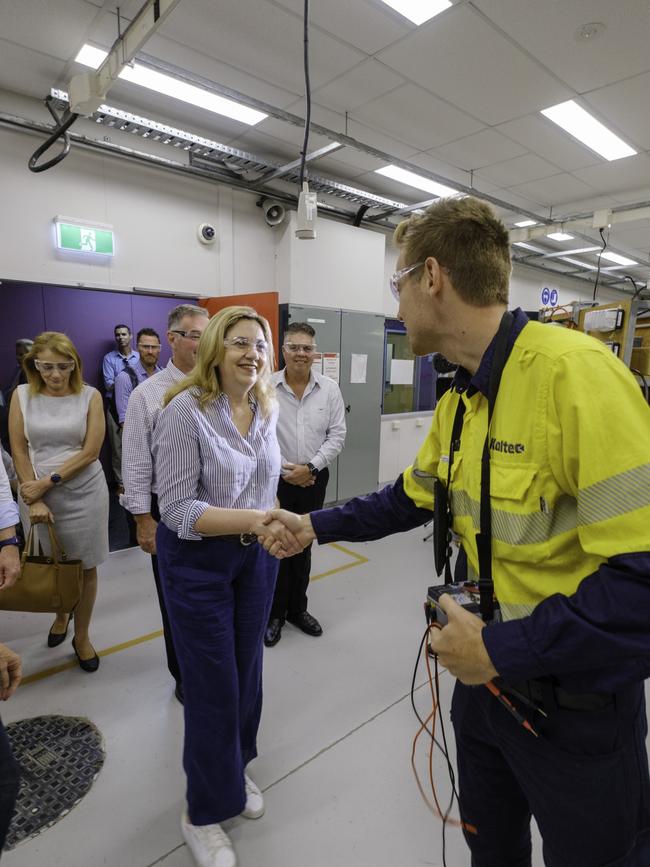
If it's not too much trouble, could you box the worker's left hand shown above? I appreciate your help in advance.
[428,594,499,685]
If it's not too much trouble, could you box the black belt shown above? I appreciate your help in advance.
[508,679,613,712]
[217,533,258,546]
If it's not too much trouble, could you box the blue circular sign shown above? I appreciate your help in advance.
[541,287,550,305]
[549,288,559,306]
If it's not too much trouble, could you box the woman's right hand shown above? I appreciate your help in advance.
[29,501,54,524]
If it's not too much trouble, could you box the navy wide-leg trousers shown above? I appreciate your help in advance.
[156,523,278,826]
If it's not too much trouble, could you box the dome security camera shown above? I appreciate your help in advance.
[262,199,287,228]
[197,223,217,245]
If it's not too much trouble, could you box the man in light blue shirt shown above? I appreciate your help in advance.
[114,328,162,425]
[102,324,139,491]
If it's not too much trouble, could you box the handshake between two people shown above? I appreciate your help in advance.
[250,510,315,559]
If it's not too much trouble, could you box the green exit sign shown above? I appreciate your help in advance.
[54,218,114,256]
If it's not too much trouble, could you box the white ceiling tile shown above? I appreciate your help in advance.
[253,115,334,152]
[495,115,601,173]
[316,147,388,174]
[352,83,484,151]
[376,5,572,124]
[583,72,650,152]
[158,0,364,95]
[312,60,405,113]
[432,129,527,171]
[471,0,650,92]
[0,0,100,60]
[477,154,562,188]
[268,0,413,54]
[310,156,370,182]
[142,34,300,109]
[508,173,597,208]
[611,187,650,206]
[283,99,349,136]
[571,154,650,196]
[406,152,472,189]
[0,39,68,98]
[345,117,420,160]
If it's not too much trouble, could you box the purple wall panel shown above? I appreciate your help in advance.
[132,295,198,368]
[42,285,133,392]
[1,281,46,391]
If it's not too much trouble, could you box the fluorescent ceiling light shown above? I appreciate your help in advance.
[544,246,601,259]
[601,251,638,267]
[561,257,592,268]
[514,219,538,227]
[540,100,637,161]
[514,242,545,253]
[379,0,452,26]
[546,232,574,242]
[375,165,457,198]
[75,44,267,126]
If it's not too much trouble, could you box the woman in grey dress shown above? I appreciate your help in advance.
[9,331,109,672]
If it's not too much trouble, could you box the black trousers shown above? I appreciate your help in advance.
[150,494,181,687]
[269,469,329,622]
[0,717,19,851]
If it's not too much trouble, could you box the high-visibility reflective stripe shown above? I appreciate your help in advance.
[409,459,436,496]
[499,601,537,621]
[579,463,650,525]
[450,489,577,546]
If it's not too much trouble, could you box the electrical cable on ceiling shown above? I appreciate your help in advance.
[592,227,608,303]
[623,274,648,300]
[298,0,311,188]
[28,95,79,173]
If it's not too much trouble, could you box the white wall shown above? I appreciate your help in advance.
[276,210,385,311]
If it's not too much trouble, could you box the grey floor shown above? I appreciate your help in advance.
[0,529,647,867]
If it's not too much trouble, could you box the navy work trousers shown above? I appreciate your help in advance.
[156,523,278,826]
[451,681,650,867]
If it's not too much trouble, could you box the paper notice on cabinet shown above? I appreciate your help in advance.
[350,353,367,384]
[322,353,340,383]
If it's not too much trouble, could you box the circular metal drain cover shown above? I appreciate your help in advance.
[5,715,105,849]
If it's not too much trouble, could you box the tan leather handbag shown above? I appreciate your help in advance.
[0,525,83,613]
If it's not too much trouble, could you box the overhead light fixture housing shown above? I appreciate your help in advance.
[379,0,452,26]
[75,44,267,126]
[546,232,575,242]
[514,219,538,228]
[540,100,636,161]
[375,165,457,198]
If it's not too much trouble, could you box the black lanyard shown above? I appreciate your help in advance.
[440,310,516,621]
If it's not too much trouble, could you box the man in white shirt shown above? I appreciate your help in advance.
[122,304,209,702]
[264,322,346,647]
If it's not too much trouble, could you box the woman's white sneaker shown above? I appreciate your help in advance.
[181,812,237,867]
[241,774,265,819]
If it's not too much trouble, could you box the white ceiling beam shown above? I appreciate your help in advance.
[68,0,183,116]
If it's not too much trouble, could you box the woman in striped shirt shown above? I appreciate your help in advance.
[153,306,297,867]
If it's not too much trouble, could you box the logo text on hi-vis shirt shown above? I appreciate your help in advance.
[489,438,525,455]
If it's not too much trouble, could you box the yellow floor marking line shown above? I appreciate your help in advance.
[21,629,164,686]
[310,542,369,581]
[22,544,370,685]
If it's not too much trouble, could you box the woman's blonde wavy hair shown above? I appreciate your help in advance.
[23,332,84,395]
[163,306,276,416]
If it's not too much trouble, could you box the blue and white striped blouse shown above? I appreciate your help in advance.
[152,388,281,540]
